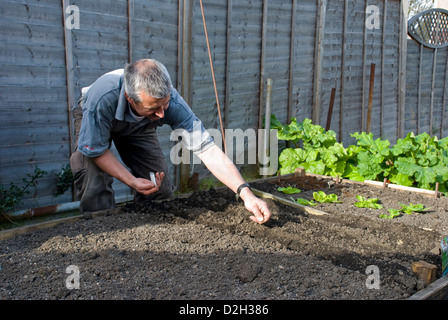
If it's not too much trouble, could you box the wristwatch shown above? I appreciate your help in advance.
[236,183,251,200]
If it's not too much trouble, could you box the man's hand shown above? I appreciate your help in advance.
[131,172,165,196]
[196,144,271,224]
[239,188,271,224]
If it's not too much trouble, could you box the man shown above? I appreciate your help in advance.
[70,58,270,224]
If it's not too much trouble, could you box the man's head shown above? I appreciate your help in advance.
[124,59,172,120]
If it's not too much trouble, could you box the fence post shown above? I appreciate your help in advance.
[312,0,327,126]
[177,0,194,191]
[62,0,76,201]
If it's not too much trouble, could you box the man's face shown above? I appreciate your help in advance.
[126,91,170,121]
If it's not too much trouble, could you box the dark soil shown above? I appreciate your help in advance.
[0,175,446,300]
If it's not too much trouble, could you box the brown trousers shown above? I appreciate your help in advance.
[70,99,173,214]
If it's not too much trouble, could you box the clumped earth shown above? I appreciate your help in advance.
[0,175,446,300]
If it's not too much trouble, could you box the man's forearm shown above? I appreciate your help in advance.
[197,144,270,223]
[196,144,247,193]
[91,149,135,188]
[91,149,162,196]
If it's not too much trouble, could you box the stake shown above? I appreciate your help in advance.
[366,63,375,133]
[325,87,336,131]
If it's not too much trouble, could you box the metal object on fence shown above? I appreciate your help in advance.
[408,8,448,48]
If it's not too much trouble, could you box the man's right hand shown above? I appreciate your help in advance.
[132,172,165,196]
[92,150,165,196]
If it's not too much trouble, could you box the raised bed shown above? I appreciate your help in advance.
[0,173,447,300]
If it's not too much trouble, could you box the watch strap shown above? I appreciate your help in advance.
[236,183,251,196]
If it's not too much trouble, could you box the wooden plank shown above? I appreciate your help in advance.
[441,52,448,137]
[287,0,296,123]
[224,0,232,129]
[430,48,437,136]
[62,0,76,157]
[418,44,423,134]
[0,208,122,241]
[381,0,387,138]
[408,275,448,300]
[339,0,347,140]
[251,188,330,216]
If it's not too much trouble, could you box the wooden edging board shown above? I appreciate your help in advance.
[251,188,329,216]
[257,171,440,198]
[274,171,441,198]
[0,208,121,241]
[407,275,448,300]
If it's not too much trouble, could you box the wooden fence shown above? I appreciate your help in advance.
[1,0,446,212]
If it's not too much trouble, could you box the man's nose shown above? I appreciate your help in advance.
[155,107,164,118]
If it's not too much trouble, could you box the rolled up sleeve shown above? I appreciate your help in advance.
[77,109,113,157]
[164,89,214,155]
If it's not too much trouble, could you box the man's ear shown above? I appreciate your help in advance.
[124,92,131,103]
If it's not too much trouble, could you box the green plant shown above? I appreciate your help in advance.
[54,164,74,196]
[0,166,47,215]
[272,115,448,193]
[277,186,301,194]
[353,195,383,209]
[312,191,342,203]
[290,197,317,206]
[379,210,401,219]
[379,202,430,219]
[274,115,350,177]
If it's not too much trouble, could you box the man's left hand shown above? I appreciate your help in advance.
[240,188,271,224]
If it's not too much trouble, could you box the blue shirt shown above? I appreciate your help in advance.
[77,69,213,157]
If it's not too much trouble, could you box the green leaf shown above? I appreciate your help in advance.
[291,197,317,206]
[356,151,383,180]
[388,172,414,187]
[398,202,430,214]
[351,132,390,156]
[343,164,365,182]
[353,195,383,209]
[414,167,436,189]
[391,132,417,156]
[380,209,401,219]
[278,148,306,174]
[277,187,301,194]
[306,160,326,175]
[313,191,342,203]
[394,157,419,176]
[270,114,284,130]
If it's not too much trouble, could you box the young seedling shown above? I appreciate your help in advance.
[354,195,383,209]
[313,191,342,203]
[397,202,430,215]
[290,197,317,206]
[379,209,401,219]
[277,186,301,194]
[379,202,430,219]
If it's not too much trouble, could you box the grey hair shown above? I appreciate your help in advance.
[124,59,172,102]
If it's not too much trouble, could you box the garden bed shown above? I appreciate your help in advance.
[0,174,446,300]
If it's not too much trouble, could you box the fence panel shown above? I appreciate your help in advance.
[3,0,435,214]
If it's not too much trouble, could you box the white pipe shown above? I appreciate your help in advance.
[263,78,273,159]
[8,194,133,219]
